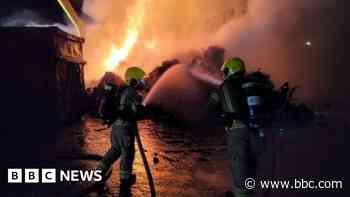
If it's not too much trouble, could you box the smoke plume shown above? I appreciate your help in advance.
[211,0,346,106]
[82,0,249,82]
[0,9,76,35]
[82,0,346,108]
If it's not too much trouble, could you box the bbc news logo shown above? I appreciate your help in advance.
[7,168,102,183]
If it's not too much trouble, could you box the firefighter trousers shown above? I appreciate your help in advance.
[99,121,136,181]
[226,122,264,197]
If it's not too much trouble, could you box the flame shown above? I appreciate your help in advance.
[145,39,158,50]
[104,0,146,72]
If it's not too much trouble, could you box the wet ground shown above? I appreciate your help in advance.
[56,112,348,197]
[1,113,348,197]
[56,116,232,197]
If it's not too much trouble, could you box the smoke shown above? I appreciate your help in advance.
[210,0,344,105]
[1,9,44,26]
[82,0,135,82]
[168,0,345,106]
[82,0,249,82]
[0,1,345,108]
[82,0,346,108]
[188,46,225,87]
[0,9,77,36]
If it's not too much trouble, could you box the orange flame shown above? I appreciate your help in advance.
[104,0,146,72]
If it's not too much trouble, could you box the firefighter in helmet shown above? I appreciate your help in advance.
[97,67,146,197]
[209,57,264,197]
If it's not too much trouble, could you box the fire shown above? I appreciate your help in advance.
[145,39,158,50]
[104,0,146,72]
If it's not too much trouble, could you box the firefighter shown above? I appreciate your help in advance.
[97,69,146,197]
[209,58,265,197]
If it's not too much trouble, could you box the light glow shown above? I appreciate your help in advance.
[104,0,146,72]
[57,0,84,36]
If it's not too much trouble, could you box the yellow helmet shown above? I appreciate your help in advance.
[124,67,146,84]
[221,57,246,77]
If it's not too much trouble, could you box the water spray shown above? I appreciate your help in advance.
[189,64,223,87]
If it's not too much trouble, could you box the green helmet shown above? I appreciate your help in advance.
[221,57,246,77]
[124,67,146,84]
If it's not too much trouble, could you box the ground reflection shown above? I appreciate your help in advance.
[77,116,231,197]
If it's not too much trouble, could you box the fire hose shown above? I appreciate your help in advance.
[61,128,156,197]
[135,130,157,197]
[102,103,156,195]
[100,112,157,196]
